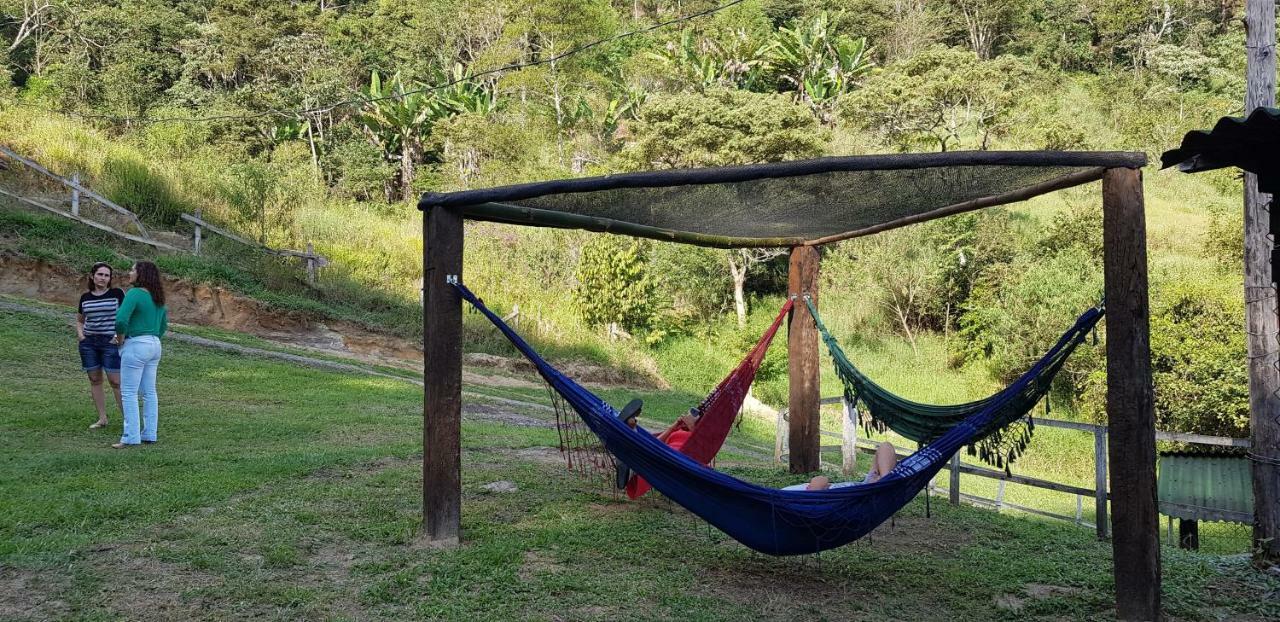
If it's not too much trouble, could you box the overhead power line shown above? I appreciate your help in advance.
[7,0,748,126]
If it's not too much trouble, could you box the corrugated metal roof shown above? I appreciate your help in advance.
[1158,453,1253,523]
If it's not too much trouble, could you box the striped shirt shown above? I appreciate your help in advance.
[79,288,124,336]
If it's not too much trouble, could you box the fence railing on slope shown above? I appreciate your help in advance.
[0,145,180,251]
[181,211,328,285]
[0,145,329,285]
[775,395,1250,543]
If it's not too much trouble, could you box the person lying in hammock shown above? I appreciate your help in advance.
[781,441,899,491]
[614,399,700,489]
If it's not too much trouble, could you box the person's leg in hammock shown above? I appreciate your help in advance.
[785,442,899,490]
[615,401,699,489]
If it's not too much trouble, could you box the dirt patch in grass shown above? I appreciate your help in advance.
[464,402,555,428]
[0,567,71,621]
[860,513,974,556]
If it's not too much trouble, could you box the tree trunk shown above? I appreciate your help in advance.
[729,252,748,328]
[1245,0,1279,564]
[400,139,416,201]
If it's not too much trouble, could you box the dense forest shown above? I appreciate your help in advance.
[0,0,1268,437]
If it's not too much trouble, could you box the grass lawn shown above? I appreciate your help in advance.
[1,308,1277,621]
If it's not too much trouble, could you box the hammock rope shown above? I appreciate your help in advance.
[451,281,1103,555]
[802,295,1104,471]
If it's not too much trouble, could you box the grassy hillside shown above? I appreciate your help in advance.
[2,307,1275,621]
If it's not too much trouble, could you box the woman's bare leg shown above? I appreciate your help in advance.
[87,370,107,425]
[106,371,123,416]
[873,441,897,478]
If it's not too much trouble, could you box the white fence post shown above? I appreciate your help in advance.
[193,208,202,255]
[70,172,80,216]
[841,398,858,475]
[1094,427,1109,541]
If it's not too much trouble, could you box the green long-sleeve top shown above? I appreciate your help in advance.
[115,287,168,338]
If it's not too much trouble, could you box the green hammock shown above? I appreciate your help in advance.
[802,295,1103,470]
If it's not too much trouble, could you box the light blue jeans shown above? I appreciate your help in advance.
[119,335,162,445]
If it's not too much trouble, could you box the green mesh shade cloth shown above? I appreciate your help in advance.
[419,151,1146,248]
[803,296,1104,470]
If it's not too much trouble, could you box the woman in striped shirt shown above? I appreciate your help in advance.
[77,262,124,429]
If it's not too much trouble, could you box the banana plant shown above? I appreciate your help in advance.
[648,30,769,90]
[357,67,498,199]
[766,12,874,122]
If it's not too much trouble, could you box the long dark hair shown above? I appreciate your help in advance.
[132,261,166,307]
[85,262,113,292]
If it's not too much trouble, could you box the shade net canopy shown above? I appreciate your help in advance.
[419,151,1146,248]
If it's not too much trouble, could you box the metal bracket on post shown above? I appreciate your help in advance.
[445,274,459,285]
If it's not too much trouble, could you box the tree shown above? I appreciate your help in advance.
[843,46,1037,151]
[574,235,656,337]
[943,0,1027,60]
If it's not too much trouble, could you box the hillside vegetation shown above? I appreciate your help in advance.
[0,0,1264,435]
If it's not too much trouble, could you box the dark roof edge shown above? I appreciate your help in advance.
[418,150,1147,210]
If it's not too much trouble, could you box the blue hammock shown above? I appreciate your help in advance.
[453,282,1102,555]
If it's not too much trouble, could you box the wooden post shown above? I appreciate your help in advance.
[1245,0,1280,563]
[423,205,464,546]
[1094,427,1109,541]
[787,245,821,473]
[70,172,80,217]
[1178,519,1199,551]
[1102,166,1160,621]
[949,454,960,505]
[774,409,787,463]
[305,241,317,285]
[193,208,202,255]
[841,399,857,475]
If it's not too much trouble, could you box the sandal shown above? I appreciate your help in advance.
[89,421,108,429]
[110,442,132,449]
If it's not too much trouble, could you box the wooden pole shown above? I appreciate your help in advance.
[1094,427,1109,541]
[1178,519,1200,551]
[949,454,961,505]
[70,172,80,217]
[423,205,464,546]
[787,245,821,473]
[193,208,202,255]
[305,241,316,285]
[841,399,857,475]
[1244,0,1279,563]
[1102,167,1160,621]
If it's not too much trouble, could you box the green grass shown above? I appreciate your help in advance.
[2,307,1276,621]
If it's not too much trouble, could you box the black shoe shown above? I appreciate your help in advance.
[619,398,643,428]
[615,460,632,490]
[142,440,157,444]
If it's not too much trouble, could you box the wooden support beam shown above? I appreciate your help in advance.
[423,206,464,546]
[1245,0,1280,563]
[1101,167,1160,621]
[787,245,821,473]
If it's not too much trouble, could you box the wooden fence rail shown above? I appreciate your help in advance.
[776,395,1249,540]
[0,145,151,238]
[181,212,328,285]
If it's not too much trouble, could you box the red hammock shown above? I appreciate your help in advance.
[626,298,794,499]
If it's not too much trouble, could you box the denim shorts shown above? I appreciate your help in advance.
[79,334,121,373]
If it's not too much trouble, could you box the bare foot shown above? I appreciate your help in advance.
[89,420,108,429]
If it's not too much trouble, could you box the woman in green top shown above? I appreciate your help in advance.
[112,261,168,449]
